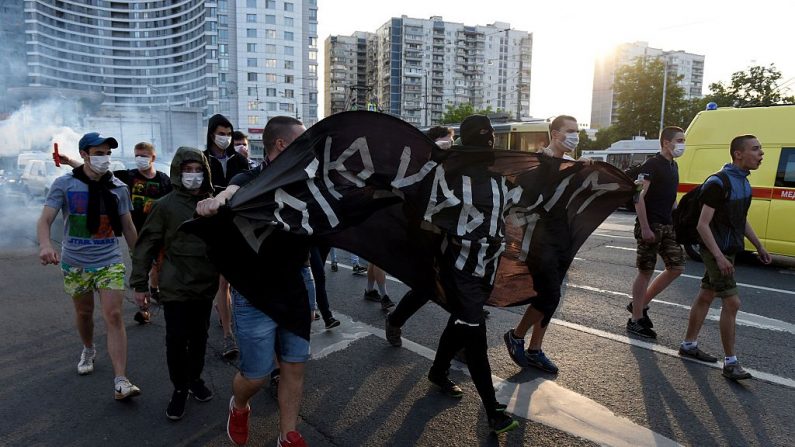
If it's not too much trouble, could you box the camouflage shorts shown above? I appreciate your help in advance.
[61,262,126,297]
[635,222,686,271]
[700,248,738,297]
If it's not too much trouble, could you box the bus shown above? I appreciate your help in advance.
[582,138,660,171]
[423,119,551,152]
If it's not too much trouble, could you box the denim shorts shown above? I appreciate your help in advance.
[231,288,311,380]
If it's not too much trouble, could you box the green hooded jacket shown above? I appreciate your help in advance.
[130,147,219,302]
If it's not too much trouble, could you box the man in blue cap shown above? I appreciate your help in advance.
[37,132,141,401]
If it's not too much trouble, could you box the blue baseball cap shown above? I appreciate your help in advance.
[78,132,119,152]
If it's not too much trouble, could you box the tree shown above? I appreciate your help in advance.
[613,58,690,140]
[440,103,494,125]
[705,64,795,108]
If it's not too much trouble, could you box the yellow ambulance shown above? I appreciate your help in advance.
[678,105,795,260]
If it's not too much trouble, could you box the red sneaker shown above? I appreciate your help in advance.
[278,431,307,447]
[227,396,250,446]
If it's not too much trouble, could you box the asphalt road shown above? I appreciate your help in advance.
[0,204,793,446]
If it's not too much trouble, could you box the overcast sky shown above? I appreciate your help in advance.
[316,0,795,125]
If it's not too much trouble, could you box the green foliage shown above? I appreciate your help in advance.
[440,103,494,125]
[704,64,795,108]
[613,58,690,140]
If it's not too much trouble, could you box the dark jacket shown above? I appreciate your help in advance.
[203,114,250,190]
[130,147,219,302]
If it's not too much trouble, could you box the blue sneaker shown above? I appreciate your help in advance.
[503,329,529,367]
[525,350,559,374]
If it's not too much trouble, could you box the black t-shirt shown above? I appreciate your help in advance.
[638,153,678,225]
[114,169,172,231]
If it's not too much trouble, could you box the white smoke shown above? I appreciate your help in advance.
[0,99,82,159]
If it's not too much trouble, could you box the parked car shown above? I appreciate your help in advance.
[20,159,68,198]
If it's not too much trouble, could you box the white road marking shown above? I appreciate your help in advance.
[550,317,795,390]
[592,233,635,240]
[309,313,682,447]
[567,283,795,335]
[605,245,636,251]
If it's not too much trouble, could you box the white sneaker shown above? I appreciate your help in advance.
[114,378,141,400]
[77,348,96,375]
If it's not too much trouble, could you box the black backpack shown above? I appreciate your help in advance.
[673,171,731,245]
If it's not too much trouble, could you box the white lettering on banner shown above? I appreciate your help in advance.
[781,189,795,199]
[456,176,485,235]
[489,178,501,237]
[544,174,574,212]
[565,171,620,214]
[424,165,461,221]
[322,136,375,199]
[391,146,437,190]
[273,188,313,235]
[306,178,339,228]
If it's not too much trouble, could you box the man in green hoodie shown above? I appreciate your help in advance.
[131,147,219,421]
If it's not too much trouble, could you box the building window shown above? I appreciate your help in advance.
[265,59,277,68]
[246,14,256,23]
[248,115,258,124]
[266,88,277,97]
[218,15,228,25]
[247,101,258,110]
[266,0,275,8]
[246,0,257,7]
[284,75,294,84]
[248,87,258,96]
[265,14,276,24]
[247,58,257,67]
[248,72,257,81]
[284,2,294,12]
[284,89,294,98]
[284,31,294,41]
[284,60,294,69]
[308,65,317,74]
[247,28,256,38]
[308,37,317,47]
[265,73,277,82]
[267,102,277,111]
[266,29,277,39]
[247,43,257,52]
[308,50,317,60]
[219,44,228,55]
[284,17,294,27]
[284,46,294,56]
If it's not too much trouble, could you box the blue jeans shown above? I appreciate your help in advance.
[231,289,311,380]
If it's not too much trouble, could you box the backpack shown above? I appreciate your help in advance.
[673,171,731,245]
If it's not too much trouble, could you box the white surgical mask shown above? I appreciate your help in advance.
[89,155,111,174]
[562,133,579,151]
[435,139,452,150]
[181,172,204,190]
[214,134,231,150]
[234,144,247,154]
[135,156,152,170]
[672,143,686,158]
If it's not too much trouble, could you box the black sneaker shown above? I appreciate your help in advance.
[427,369,464,398]
[495,403,508,413]
[489,413,519,434]
[626,318,657,339]
[626,302,653,328]
[678,345,718,363]
[385,314,402,347]
[352,264,367,276]
[166,389,188,421]
[330,262,338,272]
[363,289,381,302]
[380,295,395,310]
[722,362,752,381]
[189,380,214,402]
[324,317,341,330]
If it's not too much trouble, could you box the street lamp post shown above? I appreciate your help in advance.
[659,57,668,138]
